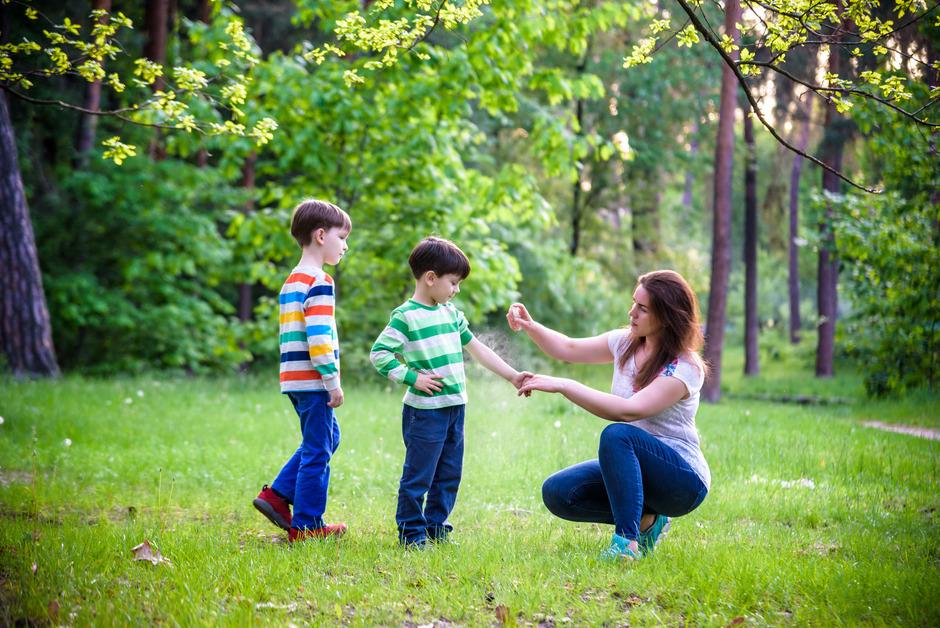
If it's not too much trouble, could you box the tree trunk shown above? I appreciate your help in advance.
[238,152,257,322]
[632,177,661,260]
[571,99,583,256]
[682,128,699,210]
[702,0,741,402]
[816,34,850,377]
[145,0,170,160]
[743,105,759,376]
[0,93,60,377]
[195,0,211,167]
[74,0,112,168]
[788,96,812,344]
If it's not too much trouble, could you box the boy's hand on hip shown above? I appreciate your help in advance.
[414,372,444,395]
[328,387,344,408]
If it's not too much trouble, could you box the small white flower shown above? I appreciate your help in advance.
[491,431,498,438]
[0,416,4,425]
[63,438,72,447]
[136,390,145,397]
[124,398,133,404]
[553,420,562,428]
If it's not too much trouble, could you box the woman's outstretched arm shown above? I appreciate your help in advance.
[507,303,614,364]
[517,374,688,422]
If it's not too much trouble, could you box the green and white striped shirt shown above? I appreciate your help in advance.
[370,299,474,409]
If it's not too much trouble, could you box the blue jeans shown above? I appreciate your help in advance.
[271,391,340,530]
[542,423,707,540]
[396,404,465,544]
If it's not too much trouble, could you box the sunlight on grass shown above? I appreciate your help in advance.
[0,369,938,625]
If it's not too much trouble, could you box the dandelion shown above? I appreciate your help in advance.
[491,431,498,438]
[136,390,145,398]
[554,420,562,428]
[0,416,4,425]
[124,397,133,404]
[63,438,72,447]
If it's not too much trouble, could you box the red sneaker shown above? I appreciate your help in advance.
[252,485,292,531]
[288,523,348,542]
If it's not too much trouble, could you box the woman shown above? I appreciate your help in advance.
[509,270,710,560]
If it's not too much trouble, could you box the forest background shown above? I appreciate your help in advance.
[1,0,938,398]
[1,1,939,624]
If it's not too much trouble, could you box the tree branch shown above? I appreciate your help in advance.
[1,85,143,115]
[2,85,206,132]
[672,0,880,193]
[741,60,940,127]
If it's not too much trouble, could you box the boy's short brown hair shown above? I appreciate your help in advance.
[290,199,352,247]
[408,236,471,280]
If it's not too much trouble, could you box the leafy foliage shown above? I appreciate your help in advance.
[35,158,250,373]
[833,191,938,396]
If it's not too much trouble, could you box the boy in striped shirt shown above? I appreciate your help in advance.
[371,236,531,547]
[253,199,351,542]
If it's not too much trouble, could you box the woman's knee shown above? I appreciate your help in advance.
[598,422,642,456]
[541,473,568,515]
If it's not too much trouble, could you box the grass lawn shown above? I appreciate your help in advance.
[1,344,938,625]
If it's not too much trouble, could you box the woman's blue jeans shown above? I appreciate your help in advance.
[542,423,707,540]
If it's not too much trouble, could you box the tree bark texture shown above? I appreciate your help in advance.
[74,0,112,168]
[816,34,850,377]
[0,94,60,377]
[238,152,257,322]
[788,96,812,344]
[631,177,662,261]
[702,0,741,402]
[743,105,759,376]
[145,0,170,160]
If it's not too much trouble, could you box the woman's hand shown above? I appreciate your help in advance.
[517,374,570,396]
[506,303,535,332]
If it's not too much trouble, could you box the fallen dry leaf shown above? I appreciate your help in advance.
[727,617,745,626]
[131,540,172,566]
[47,599,59,621]
[495,604,510,625]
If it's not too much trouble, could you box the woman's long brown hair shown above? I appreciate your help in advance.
[617,270,707,390]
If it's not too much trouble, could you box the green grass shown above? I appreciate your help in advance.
[0,350,938,625]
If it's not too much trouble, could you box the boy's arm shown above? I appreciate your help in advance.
[370,314,419,387]
[465,337,525,385]
[304,276,341,391]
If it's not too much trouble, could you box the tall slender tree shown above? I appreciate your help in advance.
[743,101,759,376]
[702,0,741,402]
[788,93,813,344]
[73,0,112,168]
[0,93,60,377]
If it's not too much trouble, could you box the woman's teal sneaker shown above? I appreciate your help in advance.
[638,515,670,555]
[599,533,641,561]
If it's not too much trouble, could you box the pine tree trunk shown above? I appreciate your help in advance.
[682,127,699,210]
[195,0,211,167]
[788,96,812,344]
[145,0,169,160]
[702,0,741,402]
[74,0,112,168]
[743,105,759,376]
[0,93,60,377]
[632,178,661,260]
[816,33,849,377]
[238,152,257,322]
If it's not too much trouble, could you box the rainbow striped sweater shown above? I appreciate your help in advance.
[278,265,341,393]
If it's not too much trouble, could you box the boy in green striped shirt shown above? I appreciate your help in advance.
[370,237,531,547]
